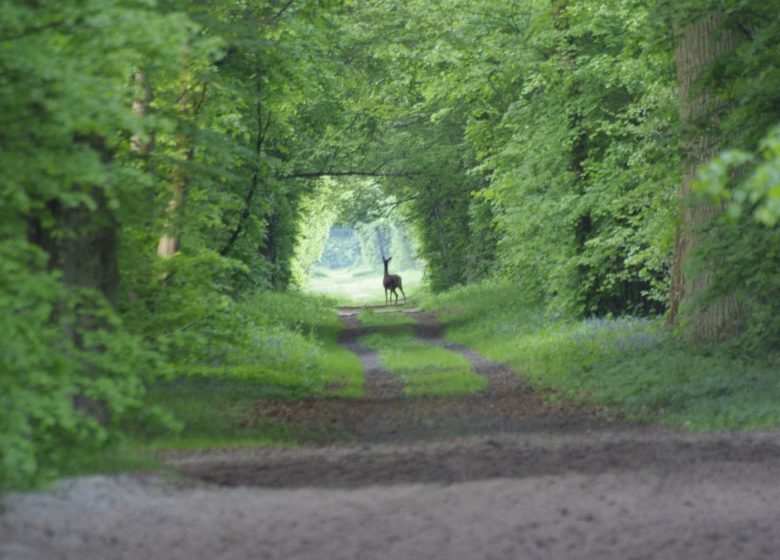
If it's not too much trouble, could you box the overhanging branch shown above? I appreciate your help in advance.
[279,170,422,179]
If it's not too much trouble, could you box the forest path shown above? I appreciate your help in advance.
[161,307,607,488]
[4,307,780,559]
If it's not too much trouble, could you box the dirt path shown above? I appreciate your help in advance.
[408,309,526,396]
[337,309,404,399]
[3,306,780,559]
[237,307,603,448]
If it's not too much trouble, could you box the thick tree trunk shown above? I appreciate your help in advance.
[59,192,120,304]
[28,136,119,304]
[669,13,742,340]
[26,137,120,423]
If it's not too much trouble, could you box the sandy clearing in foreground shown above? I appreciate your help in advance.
[3,433,780,560]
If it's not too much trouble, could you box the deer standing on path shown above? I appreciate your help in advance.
[382,256,406,306]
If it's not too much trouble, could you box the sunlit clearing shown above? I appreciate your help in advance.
[306,265,424,306]
[300,222,425,306]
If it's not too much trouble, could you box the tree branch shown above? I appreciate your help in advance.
[220,98,272,256]
[280,170,422,179]
[269,0,296,23]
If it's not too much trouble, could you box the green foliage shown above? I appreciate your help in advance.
[291,179,344,284]
[0,0,194,490]
[0,242,162,490]
[697,125,780,227]
[480,0,678,315]
[1,0,361,489]
[329,0,679,308]
[5,0,780,490]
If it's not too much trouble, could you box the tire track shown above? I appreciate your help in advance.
[337,309,403,399]
[405,309,525,396]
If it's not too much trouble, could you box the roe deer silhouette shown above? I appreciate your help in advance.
[382,256,406,306]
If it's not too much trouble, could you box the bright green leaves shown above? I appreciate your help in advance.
[1,0,358,489]
[696,125,780,227]
[329,0,680,307]
[0,240,160,490]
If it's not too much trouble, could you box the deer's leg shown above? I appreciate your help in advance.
[398,284,406,303]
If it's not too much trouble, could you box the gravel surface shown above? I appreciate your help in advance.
[3,308,780,559]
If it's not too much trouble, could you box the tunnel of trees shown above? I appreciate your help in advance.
[3,0,780,487]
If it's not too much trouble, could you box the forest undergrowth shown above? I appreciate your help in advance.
[422,281,780,432]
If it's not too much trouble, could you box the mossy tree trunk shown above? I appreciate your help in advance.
[669,12,743,340]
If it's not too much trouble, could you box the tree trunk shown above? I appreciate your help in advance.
[131,70,156,156]
[669,12,742,340]
[25,135,119,421]
[156,155,187,257]
[156,83,206,259]
[28,136,119,304]
[59,192,120,304]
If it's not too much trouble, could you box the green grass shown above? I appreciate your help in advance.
[360,328,486,396]
[127,292,363,451]
[421,279,780,431]
[305,264,424,306]
[132,378,301,449]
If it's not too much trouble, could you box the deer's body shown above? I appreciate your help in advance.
[382,256,406,305]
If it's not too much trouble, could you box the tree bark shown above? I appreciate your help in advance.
[131,70,156,156]
[156,83,206,259]
[28,136,119,304]
[156,153,188,257]
[669,12,742,340]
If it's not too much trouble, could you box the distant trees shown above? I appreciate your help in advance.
[333,0,780,343]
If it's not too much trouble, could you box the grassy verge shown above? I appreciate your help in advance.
[27,292,363,482]
[358,310,486,396]
[129,291,363,451]
[421,280,780,431]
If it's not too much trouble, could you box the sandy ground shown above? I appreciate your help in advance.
[3,309,780,559]
[4,432,780,560]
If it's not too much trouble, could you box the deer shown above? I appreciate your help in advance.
[382,255,406,306]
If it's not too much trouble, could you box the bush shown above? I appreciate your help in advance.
[0,241,161,490]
